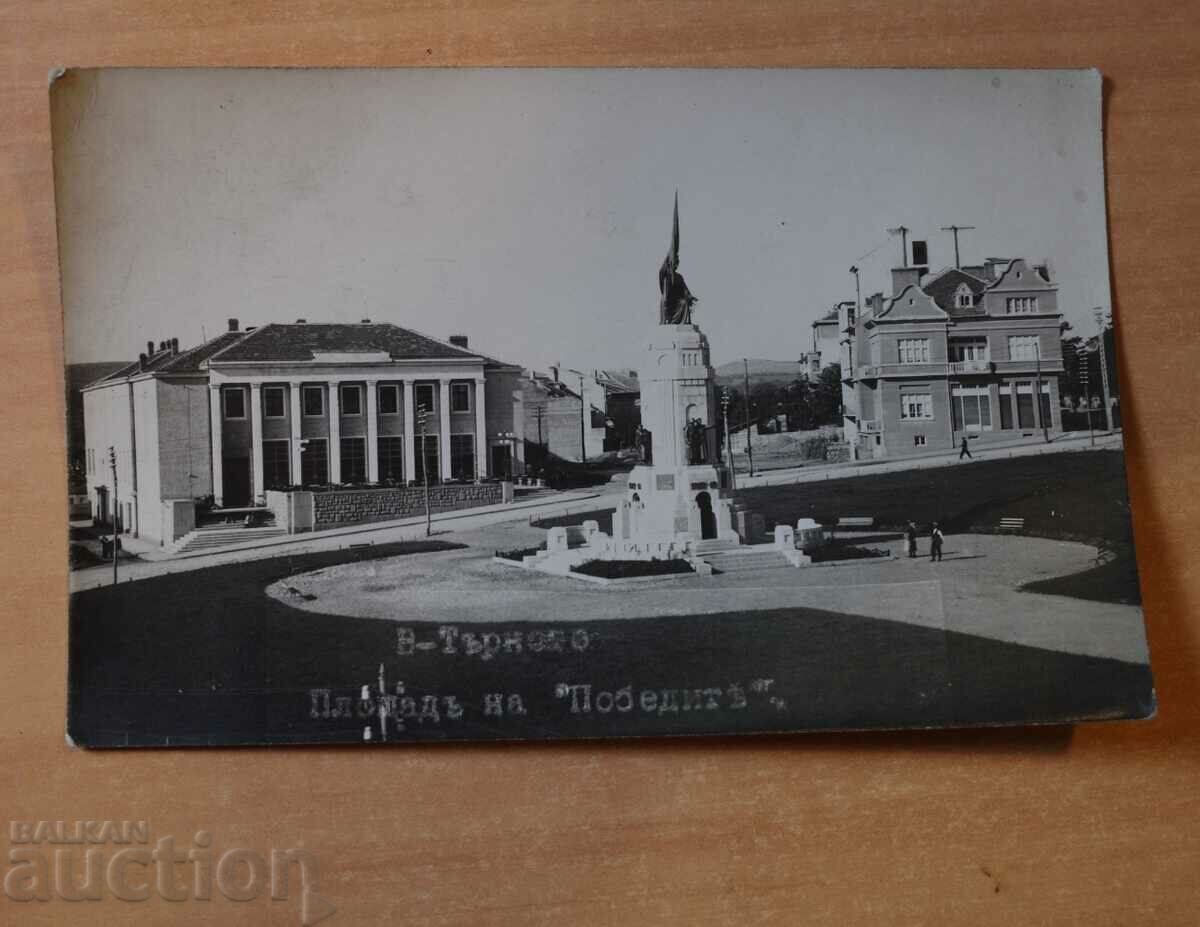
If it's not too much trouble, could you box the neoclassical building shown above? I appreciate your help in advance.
[82,319,525,543]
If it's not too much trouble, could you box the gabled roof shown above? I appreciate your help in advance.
[870,283,949,324]
[208,322,489,364]
[595,369,640,394]
[158,331,248,373]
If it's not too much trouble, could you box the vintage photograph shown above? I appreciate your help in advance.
[56,68,1153,746]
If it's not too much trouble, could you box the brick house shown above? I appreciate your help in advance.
[81,320,525,544]
[841,256,1065,458]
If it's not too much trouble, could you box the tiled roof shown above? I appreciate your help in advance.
[159,331,248,373]
[208,323,488,364]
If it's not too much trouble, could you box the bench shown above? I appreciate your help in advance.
[998,516,1025,532]
[836,516,875,530]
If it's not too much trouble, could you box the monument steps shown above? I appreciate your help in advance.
[701,547,792,573]
[692,538,741,555]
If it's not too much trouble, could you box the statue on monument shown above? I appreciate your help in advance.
[658,192,698,325]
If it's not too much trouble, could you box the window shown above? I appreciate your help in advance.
[300,438,328,484]
[954,284,973,309]
[1005,296,1039,314]
[913,435,927,447]
[951,384,992,432]
[339,384,362,416]
[1008,335,1040,361]
[222,387,246,419]
[1015,383,1036,429]
[450,382,472,413]
[414,434,439,485]
[999,386,1014,430]
[1039,383,1053,429]
[378,384,400,415]
[450,434,475,480]
[263,386,285,419]
[378,436,404,482]
[340,437,366,484]
[262,440,290,489]
[414,383,435,418]
[900,392,934,420]
[302,385,324,417]
[949,339,989,362]
[898,339,930,364]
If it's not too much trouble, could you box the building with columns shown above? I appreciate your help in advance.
[81,319,525,544]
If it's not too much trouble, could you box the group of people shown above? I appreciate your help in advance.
[904,521,945,561]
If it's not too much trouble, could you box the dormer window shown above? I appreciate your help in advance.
[955,284,973,309]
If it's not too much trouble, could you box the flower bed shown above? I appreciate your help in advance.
[494,544,547,562]
[570,558,695,580]
[808,543,890,563]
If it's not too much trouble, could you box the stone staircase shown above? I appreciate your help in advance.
[171,522,288,555]
[700,545,792,574]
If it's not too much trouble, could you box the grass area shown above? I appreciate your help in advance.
[735,449,1141,604]
[1019,556,1142,605]
[494,544,546,562]
[809,543,890,563]
[571,558,695,579]
[69,536,1152,746]
[532,508,615,533]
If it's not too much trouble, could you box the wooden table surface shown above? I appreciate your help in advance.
[2,2,1198,924]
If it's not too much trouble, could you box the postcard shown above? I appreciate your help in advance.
[56,67,1152,746]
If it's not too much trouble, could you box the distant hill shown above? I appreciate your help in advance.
[713,358,808,388]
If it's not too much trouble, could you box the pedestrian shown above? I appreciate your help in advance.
[930,522,944,562]
[905,521,918,558]
[959,437,973,460]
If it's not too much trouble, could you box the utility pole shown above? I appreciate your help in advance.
[1080,357,1095,447]
[531,405,546,465]
[1034,341,1050,444]
[108,446,119,585]
[742,358,755,478]
[721,387,736,491]
[417,403,432,536]
[1093,307,1114,431]
[577,372,588,464]
[887,226,910,265]
[939,225,976,269]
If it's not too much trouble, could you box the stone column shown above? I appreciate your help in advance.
[289,381,303,485]
[365,380,379,483]
[402,379,416,483]
[327,381,341,484]
[249,383,264,503]
[209,384,224,506]
[474,377,488,479]
[439,380,452,481]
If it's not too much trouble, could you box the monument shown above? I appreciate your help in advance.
[610,195,740,550]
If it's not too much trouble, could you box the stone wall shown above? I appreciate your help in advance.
[311,482,503,529]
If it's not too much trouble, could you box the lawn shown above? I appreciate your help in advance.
[68,532,1153,747]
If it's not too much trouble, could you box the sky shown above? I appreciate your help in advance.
[54,68,1112,371]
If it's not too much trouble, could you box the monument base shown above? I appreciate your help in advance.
[614,463,739,546]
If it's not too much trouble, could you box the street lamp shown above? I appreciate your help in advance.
[720,387,736,491]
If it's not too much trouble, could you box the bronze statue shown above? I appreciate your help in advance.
[659,192,697,325]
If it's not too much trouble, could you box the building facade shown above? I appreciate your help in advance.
[520,366,609,463]
[841,257,1065,458]
[82,320,525,544]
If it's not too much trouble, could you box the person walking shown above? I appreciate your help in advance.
[959,437,973,460]
[905,521,918,559]
[930,522,944,562]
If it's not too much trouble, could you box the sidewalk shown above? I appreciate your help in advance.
[69,487,612,592]
[731,430,1123,489]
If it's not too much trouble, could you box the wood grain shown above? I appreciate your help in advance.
[2,2,1198,924]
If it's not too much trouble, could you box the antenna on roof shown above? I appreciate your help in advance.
[939,225,976,269]
[886,226,910,265]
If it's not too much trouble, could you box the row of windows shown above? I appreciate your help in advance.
[893,336,1045,364]
[896,384,1053,431]
[259,434,479,488]
[223,382,475,420]
[1005,296,1040,314]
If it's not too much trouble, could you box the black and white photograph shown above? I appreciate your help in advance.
[56,67,1153,746]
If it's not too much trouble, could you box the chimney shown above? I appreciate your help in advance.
[147,340,155,355]
[911,240,929,267]
[549,364,559,383]
[170,337,179,354]
[295,318,306,324]
[138,352,147,370]
[227,318,239,332]
[891,266,922,295]
[361,318,372,324]
[449,334,469,349]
